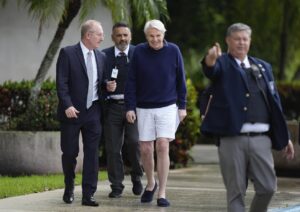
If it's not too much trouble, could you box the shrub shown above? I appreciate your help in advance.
[277,81,300,120]
[0,79,201,168]
[0,79,59,131]
[170,79,200,168]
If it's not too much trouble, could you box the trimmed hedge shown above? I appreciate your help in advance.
[0,80,59,131]
[0,79,200,168]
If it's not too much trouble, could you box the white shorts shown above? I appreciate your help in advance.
[136,104,179,141]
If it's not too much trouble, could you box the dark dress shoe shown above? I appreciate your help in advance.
[82,195,99,207]
[63,192,74,204]
[132,180,143,195]
[141,181,158,203]
[108,190,122,198]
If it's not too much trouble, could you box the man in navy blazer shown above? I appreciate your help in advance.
[102,22,143,198]
[201,23,294,212]
[56,20,116,207]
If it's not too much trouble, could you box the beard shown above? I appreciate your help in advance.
[116,41,129,51]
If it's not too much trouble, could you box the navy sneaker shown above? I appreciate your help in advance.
[157,198,170,207]
[141,182,157,203]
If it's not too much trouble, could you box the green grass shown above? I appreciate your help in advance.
[0,171,107,199]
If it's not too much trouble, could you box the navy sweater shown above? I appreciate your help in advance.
[125,41,187,110]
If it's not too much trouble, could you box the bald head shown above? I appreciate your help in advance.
[80,20,104,50]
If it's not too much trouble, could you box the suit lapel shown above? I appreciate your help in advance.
[227,54,249,90]
[128,45,134,58]
[249,57,270,90]
[94,49,103,82]
[75,43,88,76]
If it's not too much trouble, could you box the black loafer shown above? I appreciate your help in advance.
[63,192,74,204]
[82,195,99,207]
[132,180,143,195]
[108,190,122,198]
[157,198,170,207]
[141,181,157,203]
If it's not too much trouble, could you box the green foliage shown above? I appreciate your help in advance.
[277,81,300,120]
[0,79,59,131]
[0,79,200,168]
[165,0,300,82]
[170,79,200,168]
[183,49,212,90]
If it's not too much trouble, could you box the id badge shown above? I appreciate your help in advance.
[111,68,118,79]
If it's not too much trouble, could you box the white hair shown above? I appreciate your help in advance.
[144,19,166,34]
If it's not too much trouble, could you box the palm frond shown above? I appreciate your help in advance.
[0,0,7,7]
[102,0,130,25]
[129,0,169,27]
[20,0,64,38]
[79,0,100,22]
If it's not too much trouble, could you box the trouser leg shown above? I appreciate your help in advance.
[60,122,80,190]
[104,103,125,192]
[248,136,276,212]
[218,136,248,212]
[81,103,101,197]
[124,118,143,182]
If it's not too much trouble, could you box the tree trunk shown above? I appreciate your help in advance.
[29,0,81,103]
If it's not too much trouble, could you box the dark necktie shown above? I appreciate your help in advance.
[117,52,128,65]
[241,62,246,70]
[119,52,126,57]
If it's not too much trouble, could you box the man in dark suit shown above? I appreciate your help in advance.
[201,23,294,212]
[102,22,143,198]
[56,19,116,207]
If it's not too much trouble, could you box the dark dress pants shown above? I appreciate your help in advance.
[104,102,143,192]
[60,102,101,197]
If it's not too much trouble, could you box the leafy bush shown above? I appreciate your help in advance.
[170,79,200,168]
[0,80,59,131]
[0,79,201,168]
[277,81,300,120]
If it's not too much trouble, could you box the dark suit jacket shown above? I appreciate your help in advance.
[56,43,106,123]
[201,53,289,150]
[101,45,135,97]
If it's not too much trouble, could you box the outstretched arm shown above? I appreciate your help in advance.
[204,42,222,67]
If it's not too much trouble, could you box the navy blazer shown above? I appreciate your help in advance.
[201,53,289,150]
[56,43,106,123]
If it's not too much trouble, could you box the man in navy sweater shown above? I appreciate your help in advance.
[125,19,187,207]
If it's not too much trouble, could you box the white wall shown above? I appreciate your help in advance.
[0,0,113,84]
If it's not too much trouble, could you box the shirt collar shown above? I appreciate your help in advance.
[114,46,129,57]
[235,56,250,68]
[80,41,93,56]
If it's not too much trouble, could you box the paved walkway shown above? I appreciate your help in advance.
[0,145,299,212]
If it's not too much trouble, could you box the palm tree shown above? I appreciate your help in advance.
[2,0,169,103]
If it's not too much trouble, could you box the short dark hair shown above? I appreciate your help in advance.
[112,22,130,31]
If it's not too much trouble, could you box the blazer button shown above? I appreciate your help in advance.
[243,107,248,111]
[245,93,250,98]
